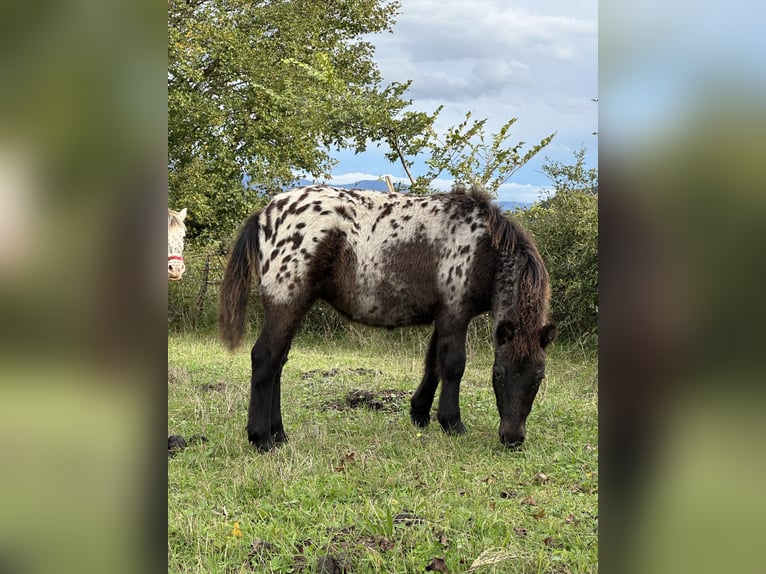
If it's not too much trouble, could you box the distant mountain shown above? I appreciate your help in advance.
[295,178,392,192]
[498,200,531,212]
[296,179,532,210]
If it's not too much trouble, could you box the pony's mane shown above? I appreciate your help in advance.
[168,208,186,231]
[451,184,551,359]
[449,183,522,253]
[510,244,551,360]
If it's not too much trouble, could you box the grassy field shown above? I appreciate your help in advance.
[168,328,597,573]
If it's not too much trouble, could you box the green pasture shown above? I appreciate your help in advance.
[168,330,597,573]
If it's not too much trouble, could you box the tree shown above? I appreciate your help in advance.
[168,0,555,244]
[169,0,418,243]
[540,146,598,196]
[381,111,555,196]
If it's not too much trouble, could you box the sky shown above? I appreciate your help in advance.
[601,0,766,152]
[326,0,598,204]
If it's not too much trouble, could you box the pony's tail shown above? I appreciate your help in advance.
[219,214,260,350]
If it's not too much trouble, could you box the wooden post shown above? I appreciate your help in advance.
[194,253,211,326]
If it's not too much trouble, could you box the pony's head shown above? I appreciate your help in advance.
[492,320,556,448]
[168,208,187,281]
[489,213,556,449]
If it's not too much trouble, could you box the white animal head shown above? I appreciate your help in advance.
[168,207,187,281]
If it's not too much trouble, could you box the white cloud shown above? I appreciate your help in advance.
[370,0,597,132]
[332,0,597,187]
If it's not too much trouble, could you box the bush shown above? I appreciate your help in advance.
[168,245,349,338]
[168,248,229,333]
[515,189,598,344]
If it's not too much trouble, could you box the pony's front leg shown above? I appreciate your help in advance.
[435,328,468,435]
[410,328,440,428]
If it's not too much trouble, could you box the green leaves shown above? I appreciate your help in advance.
[383,110,555,196]
[169,0,555,244]
[169,0,407,243]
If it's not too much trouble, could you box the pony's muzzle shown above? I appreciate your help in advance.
[499,420,525,449]
[168,256,186,281]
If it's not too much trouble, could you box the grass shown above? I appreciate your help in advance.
[168,328,597,573]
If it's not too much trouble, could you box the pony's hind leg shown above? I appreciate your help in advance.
[410,327,440,428]
[269,346,291,444]
[247,333,282,451]
[247,305,306,452]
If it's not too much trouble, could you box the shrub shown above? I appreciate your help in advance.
[515,189,598,344]
[168,245,348,338]
[168,248,228,333]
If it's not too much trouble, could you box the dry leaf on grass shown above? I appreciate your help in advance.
[468,548,517,571]
[425,556,449,572]
[533,472,550,484]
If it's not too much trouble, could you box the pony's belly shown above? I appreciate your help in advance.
[332,292,437,328]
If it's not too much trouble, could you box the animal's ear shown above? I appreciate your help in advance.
[495,321,515,346]
[178,208,188,221]
[540,324,557,349]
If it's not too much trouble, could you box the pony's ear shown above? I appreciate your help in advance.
[178,207,188,221]
[495,321,515,346]
[540,324,557,349]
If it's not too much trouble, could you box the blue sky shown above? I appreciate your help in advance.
[323,0,598,204]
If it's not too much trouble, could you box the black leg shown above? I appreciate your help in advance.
[246,304,309,452]
[435,326,468,435]
[248,331,291,452]
[410,328,440,428]
[270,348,290,445]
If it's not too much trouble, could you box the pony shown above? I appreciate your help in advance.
[168,208,187,281]
[219,184,555,451]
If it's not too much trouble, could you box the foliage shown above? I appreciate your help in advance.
[384,111,555,196]
[169,0,421,244]
[168,333,598,573]
[168,245,354,336]
[540,147,598,197]
[168,249,229,333]
[515,148,598,343]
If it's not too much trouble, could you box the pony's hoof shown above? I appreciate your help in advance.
[272,429,288,445]
[251,439,275,453]
[248,431,275,453]
[410,411,431,428]
[438,417,466,435]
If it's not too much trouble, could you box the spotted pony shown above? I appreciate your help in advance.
[168,208,187,281]
[219,184,556,451]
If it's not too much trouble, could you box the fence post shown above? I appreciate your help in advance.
[194,253,211,327]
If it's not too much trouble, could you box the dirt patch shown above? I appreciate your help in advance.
[322,388,408,412]
[316,554,351,573]
[168,366,190,385]
[245,521,444,572]
[245,539,277,570]
[200,381,226,392]
[167,434,208,457]
[167,435,187,457]
[392,510,426,526]
[302,367,381,380]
